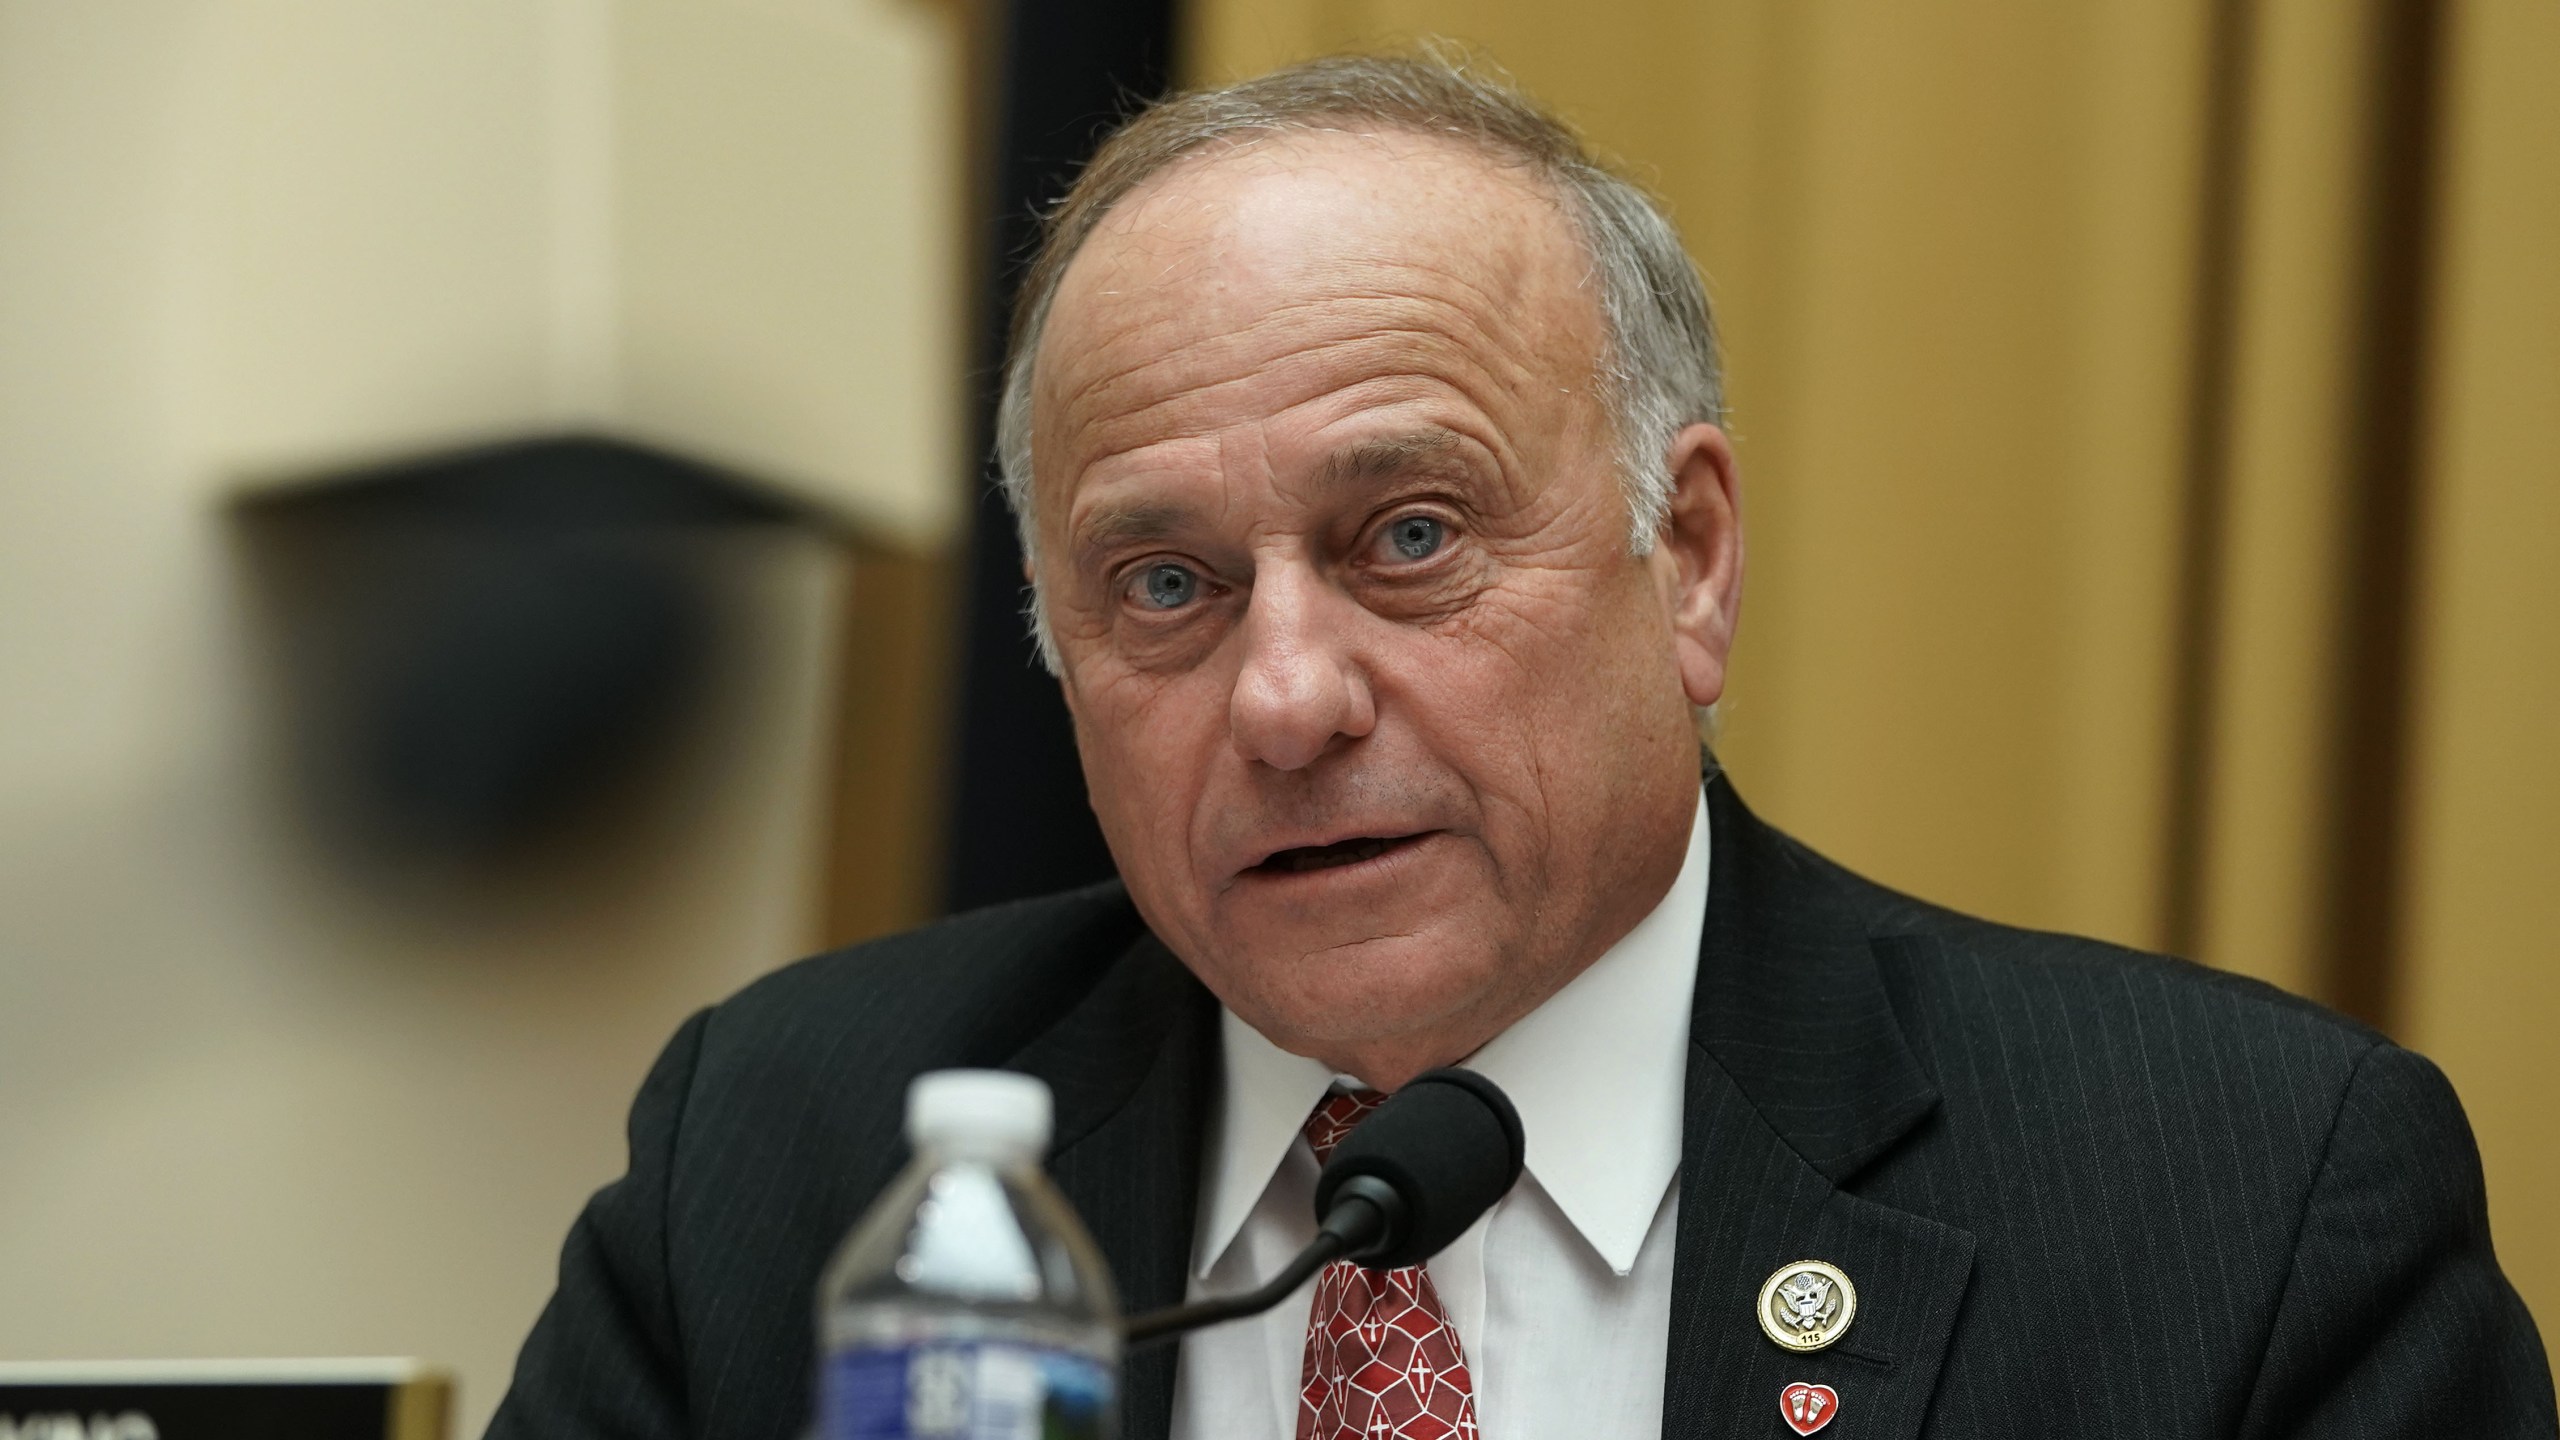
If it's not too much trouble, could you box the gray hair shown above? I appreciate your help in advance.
[995,51,1724,673]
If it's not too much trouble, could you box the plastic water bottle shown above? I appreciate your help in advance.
[817,1070,1121,1440]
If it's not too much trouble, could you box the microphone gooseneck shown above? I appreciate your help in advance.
[1119,1067,1524,1351]
[1313,1067,1524,1270]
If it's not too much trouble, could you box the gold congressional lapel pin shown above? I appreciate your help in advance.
[1757,1260,1857,1352]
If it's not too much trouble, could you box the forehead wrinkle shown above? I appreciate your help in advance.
[1047,144,1596,388]
[1047,253,1600,467]
[1251,282,1590,409]
[1069,387,1500,528]
[1035,130,1618,540]
[1079,320,1489,426]
[1056,305,1551,467]
[1058,340,1540,534]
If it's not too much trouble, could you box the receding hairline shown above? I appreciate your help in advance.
[1029,115,1601,376]
[1079,116,1580,222]
[1026,121,1613,481]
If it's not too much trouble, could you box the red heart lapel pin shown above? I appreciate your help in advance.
[1780,1381,1839,1436]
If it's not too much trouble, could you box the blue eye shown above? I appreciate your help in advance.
[1135,562,1199,610]
[1386,515,1445,560]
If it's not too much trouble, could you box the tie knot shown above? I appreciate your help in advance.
[1303,1088,1386,1166]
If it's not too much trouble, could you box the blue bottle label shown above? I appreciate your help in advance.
[822,1341,1113,1440]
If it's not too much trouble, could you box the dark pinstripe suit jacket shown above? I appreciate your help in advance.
[489,778,2554,1439]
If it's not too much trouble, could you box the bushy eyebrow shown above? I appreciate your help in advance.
[1065,428,1471,568]
[1314,428,1465,491]
[1070,500,1192,563]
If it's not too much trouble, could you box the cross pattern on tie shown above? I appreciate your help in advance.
[1297,1089,1482,1440]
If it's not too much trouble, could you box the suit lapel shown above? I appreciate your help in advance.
[1010,930,1220,1440]
[1663,779,1976,1440]
[1000,780,1975,1440]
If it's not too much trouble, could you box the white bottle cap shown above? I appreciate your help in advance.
[906,1069,1053,1160]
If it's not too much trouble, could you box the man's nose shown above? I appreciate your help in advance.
[1228,570,1376,771]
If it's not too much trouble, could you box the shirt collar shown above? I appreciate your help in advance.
[1196,788,1710,1278]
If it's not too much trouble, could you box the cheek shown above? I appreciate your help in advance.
[1423,565,1636,725]
[1365,615,1570,839]
[1068,664,1227,858]
[1391,568,1680,812]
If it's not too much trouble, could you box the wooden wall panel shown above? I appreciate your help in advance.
[2398,0,2560,1344]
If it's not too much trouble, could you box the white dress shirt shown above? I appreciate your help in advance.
[1168,789,1709,1440]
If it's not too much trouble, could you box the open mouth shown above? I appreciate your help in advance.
[1253,833,1424,875]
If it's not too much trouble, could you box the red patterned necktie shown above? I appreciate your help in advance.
[1297,1089,1482,1440]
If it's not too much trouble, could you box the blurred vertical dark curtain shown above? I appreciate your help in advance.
[943,0,1178,912]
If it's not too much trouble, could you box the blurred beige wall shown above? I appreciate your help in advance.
[1188,0,2559,1342]
[178,0,961,540]
[0,2,958,1434]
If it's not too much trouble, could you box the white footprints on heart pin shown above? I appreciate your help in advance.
[1780,1381,1839,1436]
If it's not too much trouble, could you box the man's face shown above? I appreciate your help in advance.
[1030,130,1738,1082]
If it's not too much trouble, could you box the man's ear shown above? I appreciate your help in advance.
[1653,423,1745,708]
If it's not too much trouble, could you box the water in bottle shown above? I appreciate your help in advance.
[817,1069,1121,1440]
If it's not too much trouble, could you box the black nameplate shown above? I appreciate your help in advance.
[0,1366,448,1440]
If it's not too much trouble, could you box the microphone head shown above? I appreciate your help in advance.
[1313,1067,1525,1270]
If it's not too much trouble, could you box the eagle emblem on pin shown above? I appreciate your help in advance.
[1757,1260,1857,1351]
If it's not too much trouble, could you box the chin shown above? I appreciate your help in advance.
[1226,926,1510,1063]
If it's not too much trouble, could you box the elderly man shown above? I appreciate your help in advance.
[490,55,2552,1440]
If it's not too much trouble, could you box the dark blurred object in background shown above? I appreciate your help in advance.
[943,0,1178,912]
[358,538,696,849]
[240,436,809,856]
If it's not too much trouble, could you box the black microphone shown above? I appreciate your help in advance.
[1121,1067,1524,1350]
